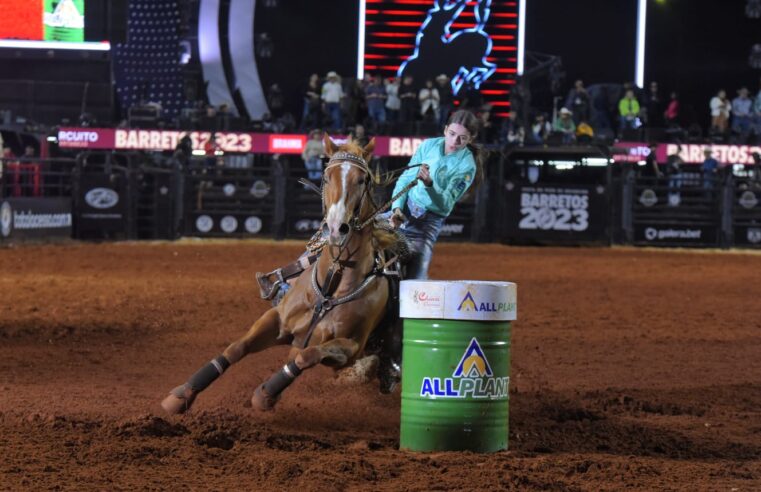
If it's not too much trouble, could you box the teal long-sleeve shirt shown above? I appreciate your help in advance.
[390,137,476,217]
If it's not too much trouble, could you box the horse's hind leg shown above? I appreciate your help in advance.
[161,308,285,415]
[252,338,360,411]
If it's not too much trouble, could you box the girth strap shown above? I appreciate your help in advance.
[300,264,378,348]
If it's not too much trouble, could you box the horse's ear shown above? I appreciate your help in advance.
[323,133,338,157]
[363,138,376,161]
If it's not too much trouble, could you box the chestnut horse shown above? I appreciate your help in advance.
[162,136,400,414]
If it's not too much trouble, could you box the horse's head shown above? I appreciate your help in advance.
[322,134,376,246]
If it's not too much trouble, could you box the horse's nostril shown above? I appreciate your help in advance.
[339,223,350,235]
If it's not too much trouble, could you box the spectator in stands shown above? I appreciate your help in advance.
[565,80,590,124]
[266,84,284,119]
[618,89,641,134]
[500,110,525,148]
[664,91,680,128]
[385,77,400,124]
[731,87,753,139]
[754,82,761,138]
[476,105,497,143]
[641,143,663,178]
[576,120,594,144]
[645,81,663,127]
[350,123,369,147]
[301,129,324,186]
[399,76,418,129]
[217,103,232,131]
[344,77,365,130]
[553,107,576,144]
[300,73,322,130]
[365,75,387,131]
[436,74,454,130]
[460,83,484,112]
[710,89,731,136]
[200,105,218,131]
[321,71,344,132]
[528,113,551,146]
[419,79,440,123]
[701,147,719,196]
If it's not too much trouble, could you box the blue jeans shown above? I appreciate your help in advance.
[399,202,445,280]
[325,102,342,131]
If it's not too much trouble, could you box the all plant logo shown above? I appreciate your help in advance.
[420,337,508,399]
[457,291,477,311]
[453,337,493,378]
[457,290,515,313]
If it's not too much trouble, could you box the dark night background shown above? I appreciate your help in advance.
[257,0,760,129]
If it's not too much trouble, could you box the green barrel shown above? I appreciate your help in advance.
[398,280,517,453]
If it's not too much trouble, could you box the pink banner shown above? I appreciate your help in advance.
[615,141,761,165]
[57,128,430,158]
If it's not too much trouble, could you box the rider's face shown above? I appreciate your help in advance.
[444,123,471,154]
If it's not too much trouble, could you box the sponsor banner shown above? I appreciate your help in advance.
[400,280,517,321]
[0,197,72,240]
[635,224,718,245]
[503,183,608,242]
[55,128,419,157]
[735,226,761,247]
[76,174,127,235]
[617,141,761,165]
[191,213,268,236]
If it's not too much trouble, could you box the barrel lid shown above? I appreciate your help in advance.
[399,280,517,321]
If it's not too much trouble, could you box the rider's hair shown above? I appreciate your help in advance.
[447,110,486,191]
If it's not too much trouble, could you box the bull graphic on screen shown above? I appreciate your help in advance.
[397,0,496,95]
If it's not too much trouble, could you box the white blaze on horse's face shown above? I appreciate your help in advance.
[325,162,353,246]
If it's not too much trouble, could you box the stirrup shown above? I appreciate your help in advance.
[256,269,284,300]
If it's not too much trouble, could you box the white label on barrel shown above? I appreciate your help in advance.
[400,280,517,321]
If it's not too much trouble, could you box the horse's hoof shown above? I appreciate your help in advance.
[161,384,196,415]
[251,384,280,412]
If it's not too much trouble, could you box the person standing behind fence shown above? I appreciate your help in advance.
[321,71,344,132]
[710,89,731,136]
[388,110,483,279]
[701,147,720,197]
[301,129,324,186]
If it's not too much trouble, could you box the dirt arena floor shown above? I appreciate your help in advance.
[1,240,760,491]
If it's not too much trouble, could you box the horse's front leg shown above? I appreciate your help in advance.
[251,338,360,411]
[161,307,286,414]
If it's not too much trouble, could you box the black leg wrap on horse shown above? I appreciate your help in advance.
[262,361,302,397]
[188,355,230,392]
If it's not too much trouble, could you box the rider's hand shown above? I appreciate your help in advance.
[390,208,407,229]
[417,164,433,187]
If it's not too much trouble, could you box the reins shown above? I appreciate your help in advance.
[299,151,421,348]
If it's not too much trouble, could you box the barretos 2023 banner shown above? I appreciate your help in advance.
[56,128,430,157]
[615,142,761,165]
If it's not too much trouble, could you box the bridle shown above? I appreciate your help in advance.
[322,151,376,246]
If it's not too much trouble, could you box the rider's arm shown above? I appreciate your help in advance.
[390,141,427,212]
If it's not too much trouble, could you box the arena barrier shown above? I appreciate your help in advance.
[398,280,517,452]
[0,156,76,242]
[621,168,727,248]
[10,147,760,249]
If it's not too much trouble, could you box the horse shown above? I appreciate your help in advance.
[161,135,403,414]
